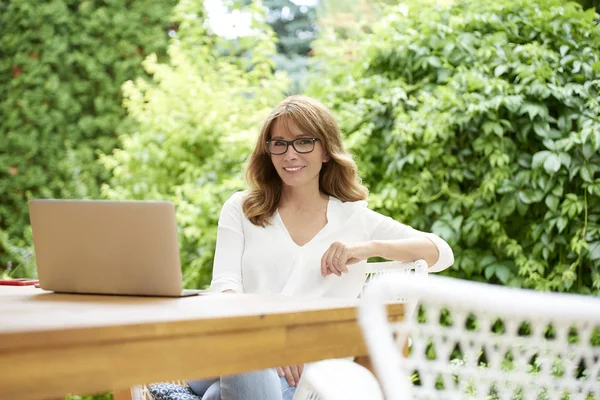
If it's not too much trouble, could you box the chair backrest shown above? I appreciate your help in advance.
[364,260,429,275]
[359,274,600,400]
[361,260,428,299]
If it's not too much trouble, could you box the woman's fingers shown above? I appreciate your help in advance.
[321,248,334,277]
[329,243,348,275]
[326,247,341,276]
[335,248,349,273]
[322,242,353,277]
[282,366,294,386]
[321,246,340,276]
[290,364,301,385]
[320,251,329,277]
[277,365,303,387]
[276,364,304,386]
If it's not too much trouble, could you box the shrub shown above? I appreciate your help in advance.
[100,1,288,288]
[309,0,600,293]
[0,0,176,276]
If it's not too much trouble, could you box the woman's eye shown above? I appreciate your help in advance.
[297,139,312,145]
[273,141,286,146]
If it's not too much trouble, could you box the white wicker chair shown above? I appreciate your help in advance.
[133,260,428,400]
[307,274,600,400]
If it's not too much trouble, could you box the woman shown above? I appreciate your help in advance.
[188,96,454,400]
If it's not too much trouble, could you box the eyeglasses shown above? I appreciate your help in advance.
[266,137,320,155]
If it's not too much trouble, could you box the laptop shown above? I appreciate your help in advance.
[28,199,206,297]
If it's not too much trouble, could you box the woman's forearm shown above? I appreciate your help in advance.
[369,237,440,268]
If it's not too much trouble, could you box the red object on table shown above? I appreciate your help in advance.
[0,278,39,286]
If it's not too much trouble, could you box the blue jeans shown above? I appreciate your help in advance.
[188,368,296,400]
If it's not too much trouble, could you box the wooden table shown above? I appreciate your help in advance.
[0,286,404,400]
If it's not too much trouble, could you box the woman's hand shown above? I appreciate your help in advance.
[277,364,304,387]
[321,241,373,277]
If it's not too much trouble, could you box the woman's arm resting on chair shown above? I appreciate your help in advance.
[322,237,450,277]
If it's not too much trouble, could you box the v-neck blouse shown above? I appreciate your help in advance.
[210,191,454,298]
[273,196,332,248]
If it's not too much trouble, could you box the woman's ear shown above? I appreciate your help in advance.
[323,154,331,163]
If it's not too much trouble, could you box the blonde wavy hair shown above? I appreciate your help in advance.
[242,95,368,226]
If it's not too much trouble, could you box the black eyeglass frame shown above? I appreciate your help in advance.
[265,137,320,155]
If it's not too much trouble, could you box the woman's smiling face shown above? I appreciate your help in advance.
[269,118,330,190]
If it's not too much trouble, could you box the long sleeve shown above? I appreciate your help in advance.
[210,192,245,293]
[365,208,454,273]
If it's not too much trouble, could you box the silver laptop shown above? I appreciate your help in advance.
[29,199,206,297]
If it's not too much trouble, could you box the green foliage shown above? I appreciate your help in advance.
[309,0,600,293]
[101,0,288,288]
[576,0,600,12]
[0,0,176,276]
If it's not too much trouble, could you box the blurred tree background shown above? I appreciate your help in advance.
[1,0,599,398]
[100,0,288,288]
[265,0,318,92]
[0,0,178,276]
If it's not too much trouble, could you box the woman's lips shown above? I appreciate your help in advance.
[283,166,305,173]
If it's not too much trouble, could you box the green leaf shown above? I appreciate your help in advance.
[518,189,543,204]
[519,102,548,120]
[484,265,496,280]
[569,166,580,181]
[560,54,576,66]
[450,216,464,233]
[583,143,595,160]
[592,129,600,151]
[483,121,502,136]
[557,217,568,233]
[533,122,550,138]
[532,151,551,169]
[545,195,559,212]
[562,270,575,290]
[495,265,511,284]
[503,95,523,113]
[558,152,571,168]
[431,220,456,244]
[580,164,594,183]
[437,68,452,82]
[589,241,600,260]
[479,255,497,268]
[499,195,517,217]
[465,221,481,247]
[462,257,476,277]
[428,56,442,68]
[552,184,563,197]
[543,139,557,151]
[543,153,561,174]
[494,65,508,77]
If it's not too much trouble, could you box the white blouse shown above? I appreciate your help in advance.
[210,191,454,298]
